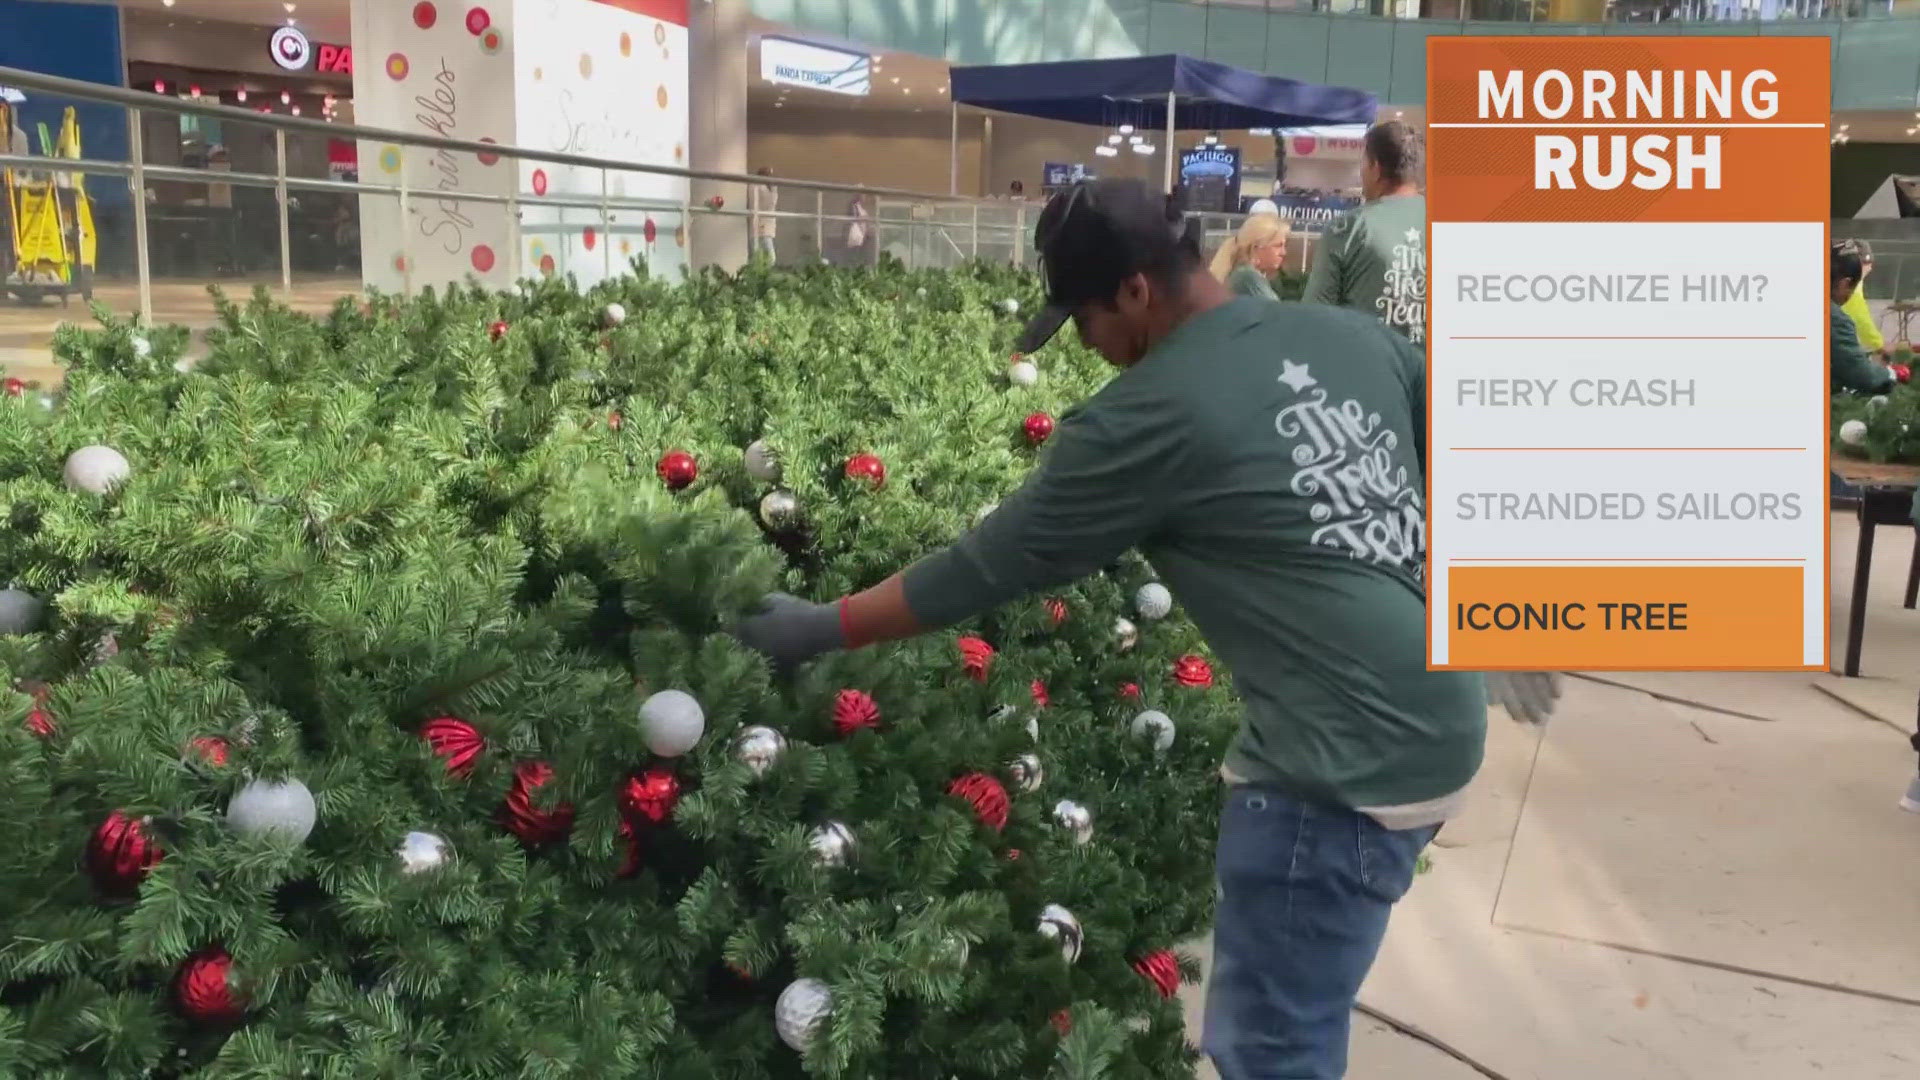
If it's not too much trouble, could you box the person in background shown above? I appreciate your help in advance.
[751,167,778,262]
[1209,213,1290,300]
[843,192,873,266]
[734,178,1560,1080]
[1008,179,1026,200]
[1838,239,1885,358]
[1831,244,1896,396]
[1304,120,1425,343]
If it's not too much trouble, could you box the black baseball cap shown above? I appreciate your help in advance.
[1016,178,1203,353]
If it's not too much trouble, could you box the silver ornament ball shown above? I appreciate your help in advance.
[1000,297,1021,315]
[639,689,706,757]
[1114,616,1139,652]
[396,830,451,874]
[1869,394,1889,411]
[1052,799,1093,845]
[1130,709,1176,753]
[759,489,802,531]
[130,335,152,359]
[64,445,131,495]
[1135,583,1173,620]
[775,977,834,1051]
[809,821,856,867]
[1007,360,1039,388]
[734,724,788,779]
[1839,418,1868,446]
[226,777,317,843]
[0,588,45,636]
[1008,752,1044,792]
[1037,903,1084,963]
[744,439,783,483]
[602,302,627,327]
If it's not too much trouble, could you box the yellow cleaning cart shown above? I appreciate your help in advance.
[3,102,94,305]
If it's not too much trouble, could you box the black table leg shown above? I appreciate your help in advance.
[1846,516,1876,677]
[1905,528,1919,610]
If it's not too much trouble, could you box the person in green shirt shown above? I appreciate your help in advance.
[1209,213,1289,300]
[1304,120,1426,343]
[1831,244,1896,396]
[1838,239,1885,356]
[735,178,1559,1079]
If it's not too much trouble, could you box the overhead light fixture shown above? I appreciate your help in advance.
[162,0,174,6]
[1394,109,1404,118]
[189,84,202,98]
[1095,145,1119,158]
[284,2,297,10]
[1203,131,1219,145]
[1118,123,1135,135]
[1128,134,1143,145]
[236,89,248,102]
[152,79,166,94]
[891,77,900,84]
[290,105,301,116]
[1106,133,1122,145]
[1133,142,1155,155]
[281,90,292,105]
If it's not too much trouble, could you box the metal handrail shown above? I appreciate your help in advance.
[0,65,1004,208]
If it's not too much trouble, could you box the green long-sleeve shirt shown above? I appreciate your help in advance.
[1832,302,1895,396]
[1303,193,1426,344]
[1225,263,1278,301]
[902,298,1485,810]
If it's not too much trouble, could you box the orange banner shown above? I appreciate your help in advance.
[1427,38,1830,224]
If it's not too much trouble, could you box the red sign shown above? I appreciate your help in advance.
[316,43,353,75]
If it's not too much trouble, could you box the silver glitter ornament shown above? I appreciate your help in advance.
[759,489,801,531]
[1037,903,1083,963]
[744,439,783,483]
[602,302,627,327]
[1008,752,1044,792]
[1114,616,1139,652]
[775,977,833,1051]
[809,821,855,867]
[734,725,787,779]
[639,689,706,757]
[1052,799,1093,845]
[1130,710,1176,753]
[64,445,131,495]
[1134,583,1173,621]
[226,777,317,843]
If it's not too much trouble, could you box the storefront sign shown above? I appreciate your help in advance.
[1426,38,1829,672]
[1043,162,1091,187]
[270,26,352,74]
[760,37,869,96]
[1254,192,1360,227]
[1277,125,1367,158]
[1179,146,1241,213]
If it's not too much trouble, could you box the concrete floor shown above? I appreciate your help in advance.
[8,292,1920,1078]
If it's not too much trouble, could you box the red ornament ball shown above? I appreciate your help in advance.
[844,452,886,489]
[1051,1009,1074,1036]
[1023,412,1055,445]
[957,635,995,682]
[833,688,881,738]
[25,703,54,738]
[501,760,576,845]
[1133,950,1181,999]
[421,716,484,777]
[88,811,164,895]
[1005,848,1022,861]
[1045,597,1068,627]
[3,377,24,397]
[175,948,244,1024]
[487,319,509,341]
[1894,362,1913,384]
[188,735,231,767]
[705,194,726,211]
[1173,655,1214,688]
[1030,680,1050,708]
[1119,682,1142,700]
[657,450,698,491]
[948,772,1011,832]
[620,767,682,826]
[608,411,623,431]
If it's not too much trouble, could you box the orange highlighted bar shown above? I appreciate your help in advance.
[1444,565,1804,670]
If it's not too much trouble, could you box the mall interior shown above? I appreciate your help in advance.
[2,2,1919,1078]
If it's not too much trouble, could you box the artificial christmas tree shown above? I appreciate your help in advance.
[0,264,1235,1078]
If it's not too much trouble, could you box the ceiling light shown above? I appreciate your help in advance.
[1118,123,1135,135]
[1133,142,1154,155]
[1095,145,1119,158]
[891,77,900,84]
[162,0,174,6]
[903,88,911,95]
[290,105,302,116]
[1106,133,1122,145]
[284,2,297,11]
[1394,109,1404,118]
[281,90,292,104]
[1128,134,1143,145]
[236,89,248,102]
[152,79,166,93]
[1203,131,1219,145]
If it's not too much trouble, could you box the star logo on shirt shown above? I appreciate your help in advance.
[1277,359,1317,393]
[1404,228,1422,243]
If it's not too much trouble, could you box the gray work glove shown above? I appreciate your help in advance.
[1486,671,1562,725]
[733,593,847,672]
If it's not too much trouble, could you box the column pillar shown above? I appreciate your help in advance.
[689,0,750,273]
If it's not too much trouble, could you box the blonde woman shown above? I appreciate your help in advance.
[1210,214,1289,300]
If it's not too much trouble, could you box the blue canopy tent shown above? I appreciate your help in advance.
[946,54,1376,194]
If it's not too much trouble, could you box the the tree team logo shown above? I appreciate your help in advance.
[271,26,312,71]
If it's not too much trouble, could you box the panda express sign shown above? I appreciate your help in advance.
[269,26,354,76]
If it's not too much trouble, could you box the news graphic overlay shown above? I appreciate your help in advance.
[1426,38,1830,671]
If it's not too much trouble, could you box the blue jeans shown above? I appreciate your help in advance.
[1203,785,1438,1080]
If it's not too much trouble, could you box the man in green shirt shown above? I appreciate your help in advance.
[736,179,1559,1076]
[1304,121,1426,343]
